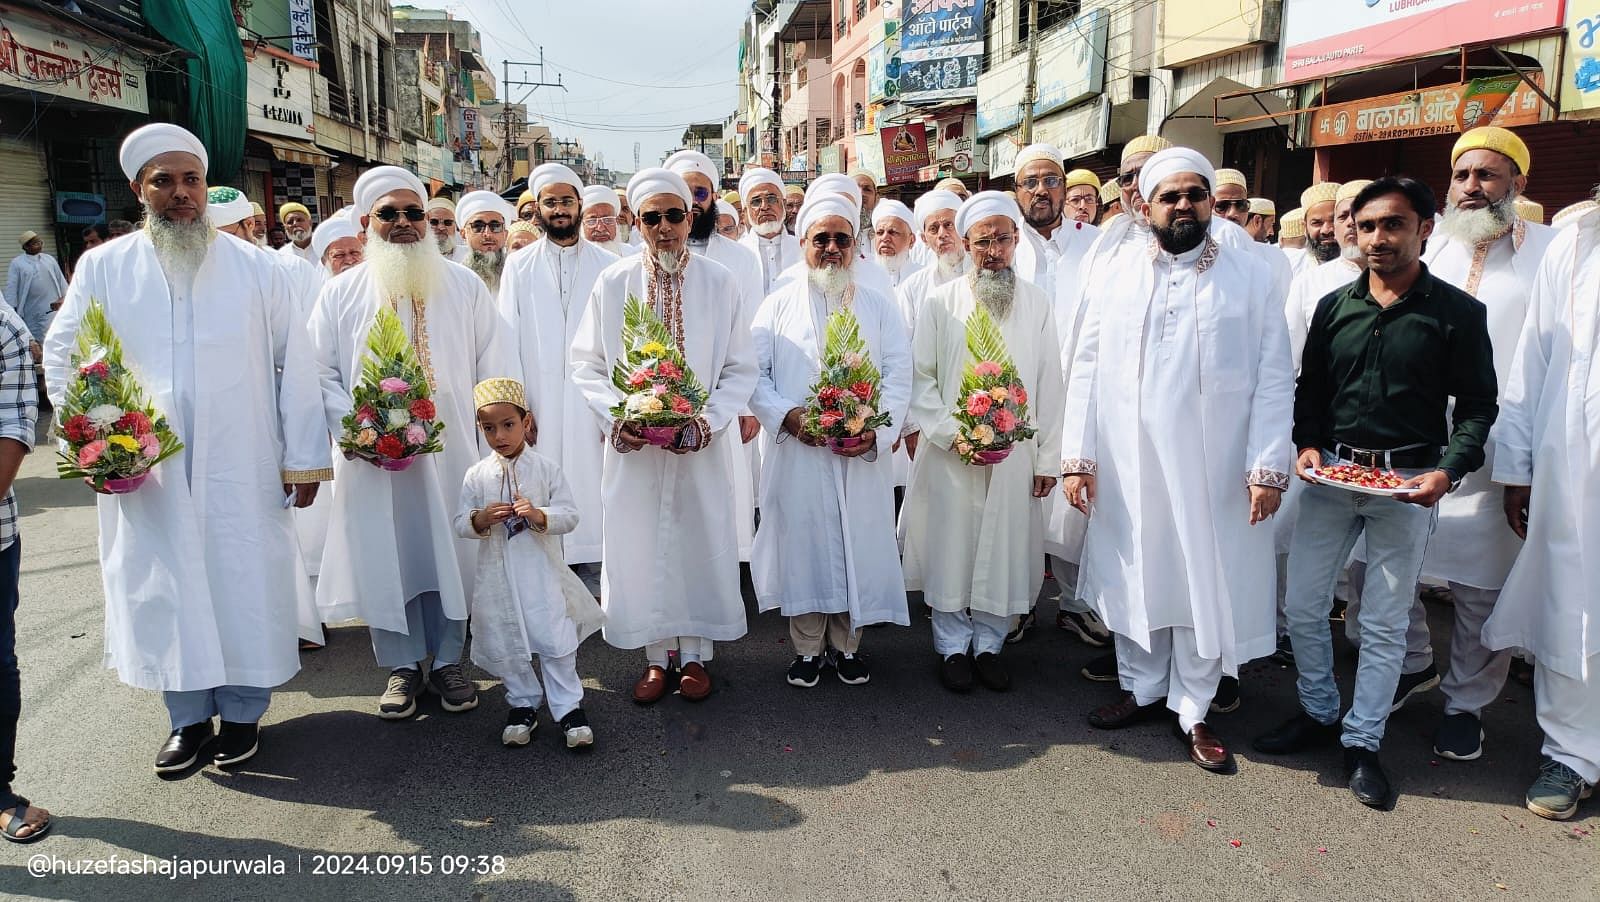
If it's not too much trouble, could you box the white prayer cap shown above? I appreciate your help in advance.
[581,185,619,211]
[738,167,784,201]
[205,186,253,228]
[120,123,208,181]
[1012,143,1065,175]
[1137,147,1217,201]
[1213,168,1248,189]
[954,190,1022,237]
[1248,197,1276,216]
[665,149,720,186]
[796,194,859,239]
[805,173,862,209]
[354,165,426,214]
[627,167,692,211]
[456,190,514,226]
[1552,199,1597,229]
[529,162,583,199]
[913,190,964,232]
[715,199,737,220]
[871,199,913,231]
[311,208,360,261]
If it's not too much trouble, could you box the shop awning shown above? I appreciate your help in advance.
[249,132,331,167]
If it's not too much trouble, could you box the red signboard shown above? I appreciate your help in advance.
[881,123,932,185]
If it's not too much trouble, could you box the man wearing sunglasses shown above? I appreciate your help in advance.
[307,165,516,722]
[425,196,459,257]
[579,184,629,256]
[736,168,800,295]
[1213,169,1294,310]
[777,175,896,301]
[454,190,516,294]
[571,167,757,706]
[497,163,621,599]
[1062,146,1293,775]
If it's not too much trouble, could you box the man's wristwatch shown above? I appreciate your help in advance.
[1439,467,1463,494]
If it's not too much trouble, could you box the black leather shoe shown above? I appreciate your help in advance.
[213,721,260,768]
[972,652,1011,691]
[155,722,214,774]
[939,653,975,693]
[1344,746,1392,809]
[1088,692,1169,729]
[1252,712,1341,755]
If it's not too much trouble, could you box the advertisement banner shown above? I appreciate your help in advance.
[247,52,315,140]
[1307,77,1545,147]
[289,0,318,61]
[1456,74,1521,129]
[976,8,1106,136]
[899,0,985,102]
[1282,0,1565,81]
[0,15,147,113]
[854,132,887,183]
[1566,0,1600,115]
[880,123,931,184]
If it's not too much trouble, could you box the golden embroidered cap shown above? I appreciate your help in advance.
[722,190,742,206]
[1063,168,1100,190]
[1213,168,1248,189]
[1552,200,1597,229]
[1336,179,1373,204]
[1452,126,1531,175]
[1099,180,1121,204]
[1121,135,1173,163]
[278,202,310,220]
[783,183,806,197]
[508,220,539,236]
[474,377,527,412]
[1513,196,1543,223]
[516,190,535,210]
[1248,198,1276,216]
[1279,207,1306,238]
[425,195,455,213]
[1300,182,1341,209]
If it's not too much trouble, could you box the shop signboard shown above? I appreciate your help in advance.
[900,0,984,102]
[0,15,147,113]
[1283,0,1565,80]
[879,122,931,184]
[1307,77,1546,146]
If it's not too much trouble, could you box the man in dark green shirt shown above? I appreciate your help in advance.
[1254,176,1498,811]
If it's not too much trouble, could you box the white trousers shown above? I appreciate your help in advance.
[1047,554,1091,615]
[500,652,584,721]
[646,636,714,667]
[1115,627,1221,733]
[1439,582,1510,717]
[932,608,1009,657]
[1536,659,1600,784]
[1344,561,1435,674]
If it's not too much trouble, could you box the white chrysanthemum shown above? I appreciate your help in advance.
[87,404,124,429]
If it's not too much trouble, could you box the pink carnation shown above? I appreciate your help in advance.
[404,422,428,446]
[1010,383,1028,405]
[965,391,992,417]
[992,408,1018,434]
[78,439,108,468]
[138,433,161,458]
[973,361,1003,379]
[378,376,411,394]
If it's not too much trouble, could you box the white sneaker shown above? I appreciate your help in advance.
[560,709,595,750]
[502,707,537,747]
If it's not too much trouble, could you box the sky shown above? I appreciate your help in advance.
[406,0,751,175]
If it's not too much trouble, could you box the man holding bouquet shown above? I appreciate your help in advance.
[749,194,913,688]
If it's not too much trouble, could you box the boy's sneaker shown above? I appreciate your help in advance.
[1004,610,1036,644]
[427,663,480,712]
[1526,758,1593,820]
[502,707,537,747]
[1080,651,1118,682]
[378,668,424,719]
[1432,712,1484,761]
[786,655,823,688]
[1390,664,1440,713]
[560,709,595,750]
[835,653,871,685]
[1056,608,1111,647]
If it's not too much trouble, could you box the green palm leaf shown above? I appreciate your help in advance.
[964,302,1014,370]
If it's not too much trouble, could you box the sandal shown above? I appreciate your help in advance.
[1,796,51,843]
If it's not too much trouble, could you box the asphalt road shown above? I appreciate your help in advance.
[5,443,1597,901]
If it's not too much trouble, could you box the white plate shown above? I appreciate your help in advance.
[1306,468,1414,496]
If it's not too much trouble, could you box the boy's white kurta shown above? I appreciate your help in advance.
[308,259,515,632]
[1484,211,1600,680]
[42,231,330,691]
[899,274,1065,617]
[749,277,913,626]
[454,449,604,671]
[569,254,758,649]
[1061,236,1293,666]
[497,237,619,564]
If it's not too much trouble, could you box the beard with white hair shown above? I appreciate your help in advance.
[364,223,445,303]
[654,248,685,274]
[466,247,508,293]
[1439,192,1518,246]
[935,250,965,277]
[752,219,785,239]
[1340,242,1367,264]
[807,262,854,301]
[433,232,455,256]
[971,267,1016,321]
[143,205,212,281]
[876,249,911,276]
[595,238,629,255]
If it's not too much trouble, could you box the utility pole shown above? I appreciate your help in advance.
[770,36,783,172]
[500,48,565,185]
[1020,0,1040,145]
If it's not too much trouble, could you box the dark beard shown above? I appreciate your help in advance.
[1309,237,1341,263]
[1153,218,1207,255]
[535,209,579,243]
[1023,200,1061,231]
[688,203,717,242]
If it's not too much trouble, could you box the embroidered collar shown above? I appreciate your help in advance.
[1146,234,1220,273]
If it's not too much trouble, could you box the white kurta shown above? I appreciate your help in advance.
[5,251,66,339]
[1061,235,1294,666]
[1285,257,1362,370]
[454,449,604,671]
[740,230,802,296]
[1014,219,1099,298]
[1484,211,1600,680]
[890,259,968,487]
[749,277,912,626]
[878,253,926,289]
[570,254,758,649]
[1422,220,1555,590]
[693,233,764,560]
[899,275,1065,617]
[497,237,619,564]
[43,231,330,691]
[280,240,317,265]
[308,258,515,632]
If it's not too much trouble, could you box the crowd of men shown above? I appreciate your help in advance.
[1,118,1597,845]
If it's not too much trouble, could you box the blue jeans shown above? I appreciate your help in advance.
[0,539,20,809]
[1285,464,1436,751]
[163,686,272,729]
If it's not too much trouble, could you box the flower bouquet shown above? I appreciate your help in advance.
[609,294,707,447]
[337,307,445,471]
[951,303,1036,465]
[802,307,891,453]
[54,300,184,493]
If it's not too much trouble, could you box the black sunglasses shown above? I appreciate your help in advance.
[639,208,689,226]
[1155,188,1211,206]
[374,206,426,223]
[468,220,505,233]
[1116,169,1142,187]
[810,232,854,249]
[427,217,455,227]
[1213,199,1250,213]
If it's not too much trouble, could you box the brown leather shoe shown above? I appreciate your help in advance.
[632,666,669,705]
[1087,692,1170,729]
[1178,722,1235,773]
[678,662,712,701]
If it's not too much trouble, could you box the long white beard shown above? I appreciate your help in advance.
[936,251,965,277]
[655,248,684,274]
[287,226,311,244]
[617,221,632,242]
[753,219,785,239]
[466,247,507,291]
[877,249,910,275]
[1439,195,1516,245]
[144,210,211,281]
[433,233,455,255]
[807,263,854,301]
[1340,243,1366,263]
[364,224,445,302]
[972,267,1016,321]
[596,238,628,255]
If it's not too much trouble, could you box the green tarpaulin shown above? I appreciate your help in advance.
[143,0,247,182]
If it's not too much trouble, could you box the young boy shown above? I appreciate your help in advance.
[456,378,603,749]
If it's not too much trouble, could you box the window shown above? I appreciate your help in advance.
[349,42,365,119]
[981,0,999,72]
[313,0,347,118]
[377,40,393,134]
[1018,0,1081,45]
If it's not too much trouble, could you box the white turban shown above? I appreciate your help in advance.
[805,173,862,209]
[955,190,1022,237]
[456,189,514,226]
[715,199,737,220]
[738,167,784,201]
[353,165,426,214]
[120,123,208,181]
[871,199,913,231]
[665,150,720,188]
[1137,147,1217,201]
[311,208,360,262]
[913,190,964,232]
[205,186,253,228]
[1012,142,1064,175]
[796,194,859,239]
[530,162,583,199]
[581,185,619,211]
[627,167,692,211]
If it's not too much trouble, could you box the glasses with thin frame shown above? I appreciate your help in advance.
[970,233,1016,252]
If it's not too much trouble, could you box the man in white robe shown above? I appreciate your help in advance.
[737,168,800,296]
[5,231,66,342]
[277,202,317,264]
[1488,201,1600,820]
[1279,208,1306,270]
[892,190,967,489]
[776,175,896,299]
[1061,148,1294,772]
[1212,169,1293,300]
[310,207,364,281]
[750,195,912,687]
[44,123,330,773]
[308,165,515,720]
[498,162,619,593]
[455,190,515,295]
[900,191,1063,693]
[570,167,757,704]
[426,196,458,258]
[579,185,630,256]
[1010,143,1099,299]
[870,200,923,289]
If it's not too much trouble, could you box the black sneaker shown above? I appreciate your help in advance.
[502,707,538,747]
[835,653,871,685]
[973,652,1010,691]
[1390,664,1440,713]
[939,653,975,693]
[1080,651,1118,682]
[1432,712,1484,761]
[1328,598,1348,622]
[786,655,823,688]
[212,721,259,768]
[1209,676,1240,714]
[560,708,595,750]
[1509,656,1534,687]
[1004,611,1036,644]
[1269,634,1296,666]
[1056,608,1112,647]
[155,721,215,774]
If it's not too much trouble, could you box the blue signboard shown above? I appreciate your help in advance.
[899,0,984,102]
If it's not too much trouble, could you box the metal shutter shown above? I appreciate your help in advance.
[0,136,58,259]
